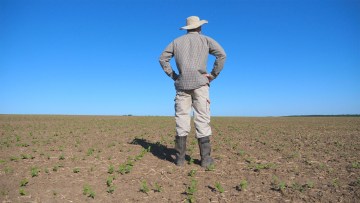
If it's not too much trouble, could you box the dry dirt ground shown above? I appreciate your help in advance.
[0,115,359,202]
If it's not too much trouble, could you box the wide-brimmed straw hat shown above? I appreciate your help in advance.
[180,16,208,30]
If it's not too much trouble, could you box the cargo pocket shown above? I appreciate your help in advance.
[206,98,211,115]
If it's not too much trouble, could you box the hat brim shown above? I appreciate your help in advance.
[180,20,208,30]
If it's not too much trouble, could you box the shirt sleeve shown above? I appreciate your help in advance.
[208,37,226,79]
[159,42,178,81]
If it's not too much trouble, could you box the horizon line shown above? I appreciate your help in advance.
[1,113,359,117]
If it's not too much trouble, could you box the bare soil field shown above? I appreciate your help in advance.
[0,115,359,202]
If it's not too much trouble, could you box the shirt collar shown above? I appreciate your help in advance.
[187,31,200,34]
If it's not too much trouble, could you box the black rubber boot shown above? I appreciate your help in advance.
[175,136,187,166]
[198,136,214,168]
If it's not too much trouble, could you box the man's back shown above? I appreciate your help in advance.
[160,31,226,90]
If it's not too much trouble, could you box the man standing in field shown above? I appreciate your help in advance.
[159,16,226,168]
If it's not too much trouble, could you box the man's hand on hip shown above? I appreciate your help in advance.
[203,74,215,83]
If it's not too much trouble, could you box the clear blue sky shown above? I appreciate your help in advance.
[1,0,359,116]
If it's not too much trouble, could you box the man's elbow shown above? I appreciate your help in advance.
[159,59,168,68]
[159,54,170,64]
[219,52,227,61]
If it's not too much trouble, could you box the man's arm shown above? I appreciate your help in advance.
[159,42,178,81]
[208,38,226,80]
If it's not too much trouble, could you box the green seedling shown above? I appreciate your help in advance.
[21,154,34,159]
[135,154,143,161]
[188,157,194,165]
[20,179,29,187]
[135,147,151,160]
[186,178,197,203]
[73,168,80,173]
[107,185,115,194]
[215,182,224,193]
[237,150,245,156]
[19,143,30,147]
[5,167,13,174]
[290,181,314,192]
[31,167,40,177]
[351,162,360,169]
[83,185,95,198]
[19,188,26,196]
[118,163,133,175]
[87,148,95,156]
[188,169,197,177]
[244,157,254,163]
[306,181,314,189]
[52,164,63,172]
[126,157,134,165]
[291,182,304,192]
[140,180,150,194]
[154,182,162,192]
[108,164,114,174]
[10,156,19,162]
[332,178,339,187]
[318,163,326,170]
[236,180,248,191]
[278,182,286,191]
[108,142,116,147]
[2,140,10,147]
[187,179,197,195]
[253,163,275,171]
[106,176,115,187]
[59,154,65,160]
[271,176,286,192]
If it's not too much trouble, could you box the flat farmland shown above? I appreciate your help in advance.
[0,115,359,202]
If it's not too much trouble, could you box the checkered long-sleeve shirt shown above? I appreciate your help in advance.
[159,32,226,90]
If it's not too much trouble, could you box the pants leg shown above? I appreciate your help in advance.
[192,85,212,138]
[175,90,192,137]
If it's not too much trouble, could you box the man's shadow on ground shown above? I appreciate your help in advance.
[130,138,200,165]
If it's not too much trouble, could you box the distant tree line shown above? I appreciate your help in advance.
[284,114,360,117]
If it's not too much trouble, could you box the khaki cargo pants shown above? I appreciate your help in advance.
[175,85,211,138]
